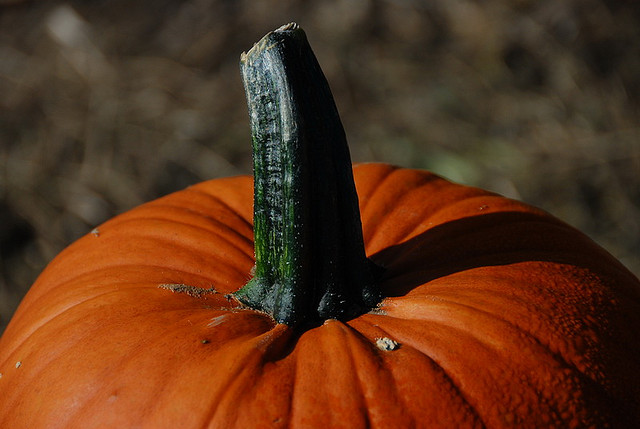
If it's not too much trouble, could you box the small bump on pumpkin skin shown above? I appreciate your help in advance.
[90,228,100,237]
[375,337,400,351]
[15,361,21,369]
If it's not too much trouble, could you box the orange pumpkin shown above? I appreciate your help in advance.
[1,23,639,428]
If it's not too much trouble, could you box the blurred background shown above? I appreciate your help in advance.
[1,0,639,333]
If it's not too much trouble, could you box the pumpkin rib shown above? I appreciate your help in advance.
[355,164,398,215]
[20,219,254,301]
[1,290,224,372]
[378,250,620,300]
[350,316,486,427]
[288,345,301,426]
[396,195,529,244]
[391,196,490,246]
[335,322,376,428]
[0,299,177,425]
[416,254,634,314]
[381,280,636,427]
[343,321,417,427]
[0,267,234,358]
[372,316,596,427]
[418,192,534,221]
[341,316,494,427]
[363,194,553,263]
[103,215,255,261]
[380,293,590,380]
[367,197,544,260]
[289,333,322,428]
[0,290,134,367]
[108,203,254,246]
[3,307,276,428]
[347,317,486,427]
[14,264,227,324]
[287,346,298,427]
[373,212,628,286]
[417,263,640,384]
[183,185,254,229]
[14,250,248,317]
[363,350,416,427]
[142,196,253,234]
[63,313,218,428]
[403,197,637,287]
[1,273,247,364]
[380,268,625,379]
[67,312,268,428]
[202,325,291,427]
[409,350,487,428]
[360,169,447,247]
[55,227,252,287]
[185,175,254,215]
[356,166,598,263]
[289,322,376,428]
[39,256,239,297]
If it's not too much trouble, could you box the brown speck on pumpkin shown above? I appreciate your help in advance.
[201,339,210,344]
[479,204,489,211]
[376,337,400,351]
[158,283,217,298]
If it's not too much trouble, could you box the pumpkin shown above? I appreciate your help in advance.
[1,23,639,428]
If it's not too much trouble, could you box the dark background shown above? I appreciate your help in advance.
[1,0,639,334]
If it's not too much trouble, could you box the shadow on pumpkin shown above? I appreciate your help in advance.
[368,210,632,297]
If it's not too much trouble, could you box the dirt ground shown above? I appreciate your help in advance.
[1,0,639,333]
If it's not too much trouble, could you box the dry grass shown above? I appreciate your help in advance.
[1,0,639,333]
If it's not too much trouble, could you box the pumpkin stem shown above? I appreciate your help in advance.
[235,23,382,326]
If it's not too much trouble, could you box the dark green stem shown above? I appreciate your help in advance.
[235,23,382,327]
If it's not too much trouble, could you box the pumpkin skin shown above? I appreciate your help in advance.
[1,163,639,428]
